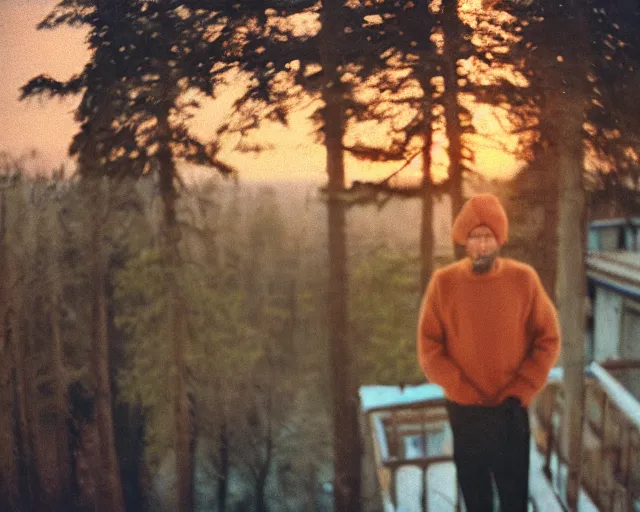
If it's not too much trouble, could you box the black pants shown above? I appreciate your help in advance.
[446,400,530,512]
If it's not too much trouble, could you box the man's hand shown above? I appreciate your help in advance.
[461,374,491,405]
[486,377,521,406]
[502,396,522,409]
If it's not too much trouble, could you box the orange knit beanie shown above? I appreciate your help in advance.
[452,193,509,246]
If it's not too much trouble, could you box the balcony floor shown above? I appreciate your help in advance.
[391,441,599,512]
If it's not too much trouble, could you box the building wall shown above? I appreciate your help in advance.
[588,223,640,252]
[599,227,622,251]
[624,227,639,252]
[593,286,623,361]
[620,299,640,360]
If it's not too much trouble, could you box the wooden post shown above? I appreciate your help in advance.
[547,1,590,508]
[390,467,397,508]
[391,411,399,458]
[422,465,429,512]
[421,409,428,457]
[596,393,608,507]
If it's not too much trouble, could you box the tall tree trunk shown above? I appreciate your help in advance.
[10,305,40,511]
[557,135,587,512]
[121,403,148,512]
[9,319,30,510]
[217,419,229,512]
[507,156,559,297]
[538,169,559,299]
[88,179,125,512]
[539,2,590,509]
[556,117,588,509]
[319,1,361,510]
[419,74,435,291]
[0,360,19,512]
[157,106,194,512]
[49,213,73,511]
[441,0,466,259]
[0,185,20,511]
[72,0,126,499]
[254,389,274,512]
[255,416,272,512]
[532,160,559,298]
[420,171,435,292]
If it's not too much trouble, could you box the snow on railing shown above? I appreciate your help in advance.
[588,361,640,430]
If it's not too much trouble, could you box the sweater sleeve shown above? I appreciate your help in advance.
[497,271,561,406]
[417,273,486,404]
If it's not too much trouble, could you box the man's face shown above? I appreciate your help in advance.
[466,225,499,273]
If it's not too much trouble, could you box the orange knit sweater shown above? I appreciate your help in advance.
[417,257,561,406]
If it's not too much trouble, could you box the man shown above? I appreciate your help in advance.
[417,193,561,512]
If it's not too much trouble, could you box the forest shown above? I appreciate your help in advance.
[1,0,640,510]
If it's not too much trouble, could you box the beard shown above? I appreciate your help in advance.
[472,251,498,274]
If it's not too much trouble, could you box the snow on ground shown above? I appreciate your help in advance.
[394,463,458,512]
[391,442,599,512]
[360,384,445,413]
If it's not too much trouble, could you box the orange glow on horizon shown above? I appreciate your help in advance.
[1,0,526,185]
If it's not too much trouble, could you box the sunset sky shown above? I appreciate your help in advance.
[0,0,524,184]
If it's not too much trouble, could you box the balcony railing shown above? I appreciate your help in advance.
[533,361,640,511]
[361,385,460,512]
[362,366,628,512]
